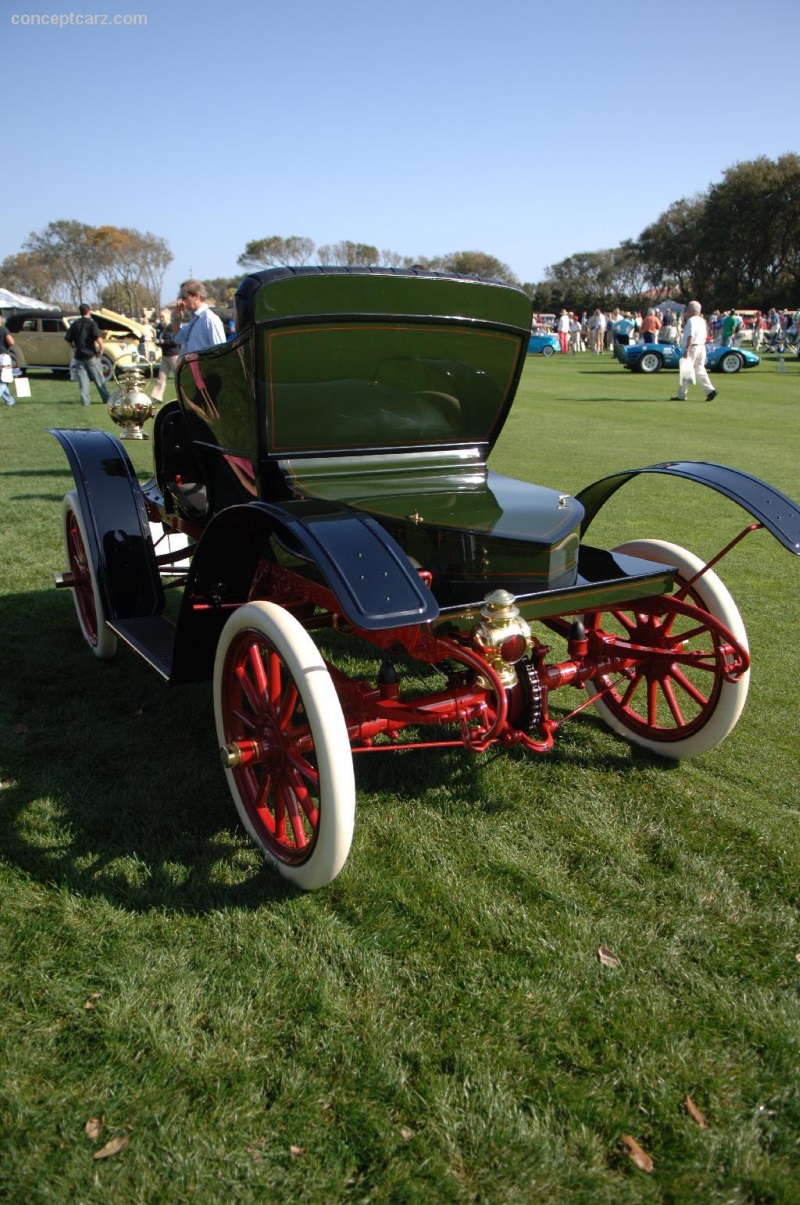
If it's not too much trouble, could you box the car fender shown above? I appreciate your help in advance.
[575,460,800,555]
[170,499,440,683]
[50,427,165,619]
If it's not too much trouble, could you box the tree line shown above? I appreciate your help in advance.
[3,155,797,315]
[1,220,172,315]
[531,154,800,314]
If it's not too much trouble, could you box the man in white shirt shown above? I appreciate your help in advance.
[672,300,717,402]
[171,279,226,353]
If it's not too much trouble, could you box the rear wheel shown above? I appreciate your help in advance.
[214,602,355,890]
[719,352,743,373]
[541,344,555,357]
[638,351,663,374]
[585,539,749,758]
[62,491,118,659]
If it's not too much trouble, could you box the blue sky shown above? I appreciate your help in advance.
[4,0,798,304]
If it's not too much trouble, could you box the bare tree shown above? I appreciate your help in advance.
[317,241,380,267]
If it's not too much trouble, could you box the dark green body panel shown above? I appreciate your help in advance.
[248,270,532,330]
[283,450,583,607]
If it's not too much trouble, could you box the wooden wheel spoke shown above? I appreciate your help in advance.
[231,705,257,732]
[619,674,642,710]
[647,678,659,727]
[610,610,638,635]
[660,677,688,727]
[285,745,320,789]
[273,784,288,841]
[235,660,263,715]
[248,642,269,698]
[265,650,282,709]
[279,682,301,729]
[670,666,711,708]
[283,785,309,848]
[664,621,713,647]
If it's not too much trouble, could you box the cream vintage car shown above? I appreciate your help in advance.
[5,308,161,381]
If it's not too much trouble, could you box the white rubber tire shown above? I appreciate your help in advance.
[213,601,355,890]
[62,491,118,660]
[585,539,750,758]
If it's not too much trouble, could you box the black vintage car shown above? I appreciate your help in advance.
[52,268,800,889]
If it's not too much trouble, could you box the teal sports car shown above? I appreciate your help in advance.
[527,333,560,356]
[615,340,760,374]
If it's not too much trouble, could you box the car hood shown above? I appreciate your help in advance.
[64,308,152,340]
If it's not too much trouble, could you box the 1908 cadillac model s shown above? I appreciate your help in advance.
[52,268,800,889]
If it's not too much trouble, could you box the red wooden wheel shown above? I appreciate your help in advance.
[61,491,117,659]
[213,602,355,889]
[585,540,750,758]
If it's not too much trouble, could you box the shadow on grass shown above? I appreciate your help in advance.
[0,588,674,913]
[0,468,76,479]
[0,588,302,913]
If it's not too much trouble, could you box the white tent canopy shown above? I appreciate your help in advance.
[0,287,51,310]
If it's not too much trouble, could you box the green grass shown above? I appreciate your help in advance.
[1,353,799,1201]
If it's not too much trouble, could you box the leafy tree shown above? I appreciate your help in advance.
[633,154,800,309]
[0,250,67,305]
[634,196,710,302]
[22,220,105,306]
[237,236,315,269]
[202,276,240,304]
[91,226,172,314]
[6,221,173,313]
[433,251,519,286]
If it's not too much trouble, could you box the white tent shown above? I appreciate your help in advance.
[0,287,51,310]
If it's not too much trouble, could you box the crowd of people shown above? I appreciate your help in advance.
[538,305,800,355]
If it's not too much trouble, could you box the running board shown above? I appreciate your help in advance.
[107,616,176,680]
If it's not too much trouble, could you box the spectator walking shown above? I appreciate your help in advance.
[671,300,717,403]
[64,304,111,407]
[151,311,181,403]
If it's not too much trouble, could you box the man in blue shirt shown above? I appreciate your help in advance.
[610,310,635,346]
[171,280,226,353]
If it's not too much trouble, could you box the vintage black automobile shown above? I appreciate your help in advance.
[52,268,800,889]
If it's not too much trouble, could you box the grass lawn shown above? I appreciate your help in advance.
[1,351,799,1200]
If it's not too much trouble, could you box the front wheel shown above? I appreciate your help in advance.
[585,539,749,758]
[719,352,743,373]
[541,344,555,357]
[638,351,663,374]
[62,491,118,659]
[213,602,356,890]
[99,354,114,382]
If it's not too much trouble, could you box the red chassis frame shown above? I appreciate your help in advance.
[201,539,751,765]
